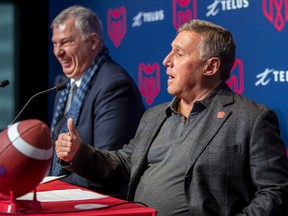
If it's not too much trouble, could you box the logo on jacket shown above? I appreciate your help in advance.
[226,59,244,94]
[263,0,288,31]
[172,0,197,30]
[138,63,161,105]
[107,7,127,47]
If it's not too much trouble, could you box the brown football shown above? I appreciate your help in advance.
[0,119,53,198]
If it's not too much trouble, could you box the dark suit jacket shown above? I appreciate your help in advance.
[52,57,145,197]
[67,84,288,215]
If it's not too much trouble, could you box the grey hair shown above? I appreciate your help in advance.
[178,19,236,80]
[51,5,104,45]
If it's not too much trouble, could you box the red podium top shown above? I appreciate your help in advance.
[0,180,157,216]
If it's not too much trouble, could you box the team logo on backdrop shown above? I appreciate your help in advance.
[107,7,127,47]
[172,0,197,30]
[138,63,161,105]
[263,0,288,32]
[206,0,249,17]
[255,68,288,86]
[132,10,165,27]
[226,59,244,94]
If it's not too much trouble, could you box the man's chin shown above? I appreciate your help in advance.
[167,88,174,95]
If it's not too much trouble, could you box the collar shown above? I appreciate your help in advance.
[70,78,82,88]
[165,82,227,117]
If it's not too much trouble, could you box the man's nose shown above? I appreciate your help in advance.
[55,48,65,57]
[163,53,172,67]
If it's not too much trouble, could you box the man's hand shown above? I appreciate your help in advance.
[55,118,82,162]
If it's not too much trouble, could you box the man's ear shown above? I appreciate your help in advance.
[203,57,220,76]
[91,33,99,50]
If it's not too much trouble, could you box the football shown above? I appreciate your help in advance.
[0,119,53,198]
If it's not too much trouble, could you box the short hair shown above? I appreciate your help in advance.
[178,19,236,80]
[51,5,104,45]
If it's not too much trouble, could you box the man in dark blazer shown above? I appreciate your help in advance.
[48,5,145,198]
[55,19,288,215]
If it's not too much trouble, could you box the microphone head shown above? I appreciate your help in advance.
[0,80,9,88]
[55,82,67,91]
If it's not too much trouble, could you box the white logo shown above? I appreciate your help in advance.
[255,68,288,86]
[206,0,249,17]
[132,10,164,27]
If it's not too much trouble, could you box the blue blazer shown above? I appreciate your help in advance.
[52,57,146,197]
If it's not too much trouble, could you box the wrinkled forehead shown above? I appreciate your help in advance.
[173,31,202,49]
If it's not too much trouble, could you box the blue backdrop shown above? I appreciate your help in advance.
[48,0,288,153]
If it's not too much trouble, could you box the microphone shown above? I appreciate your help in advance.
[0,80,9,88]
[10,82,67,125]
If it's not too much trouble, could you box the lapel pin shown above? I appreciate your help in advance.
[217,111,225,119]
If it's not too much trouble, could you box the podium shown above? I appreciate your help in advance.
[0,180,157,216]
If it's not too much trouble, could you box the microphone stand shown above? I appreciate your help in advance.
[10,83,67,125]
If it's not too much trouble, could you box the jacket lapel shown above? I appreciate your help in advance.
[186,86,234,173]
[132,104,168,172]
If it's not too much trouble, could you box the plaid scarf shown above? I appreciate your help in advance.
[49,47,109,176]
